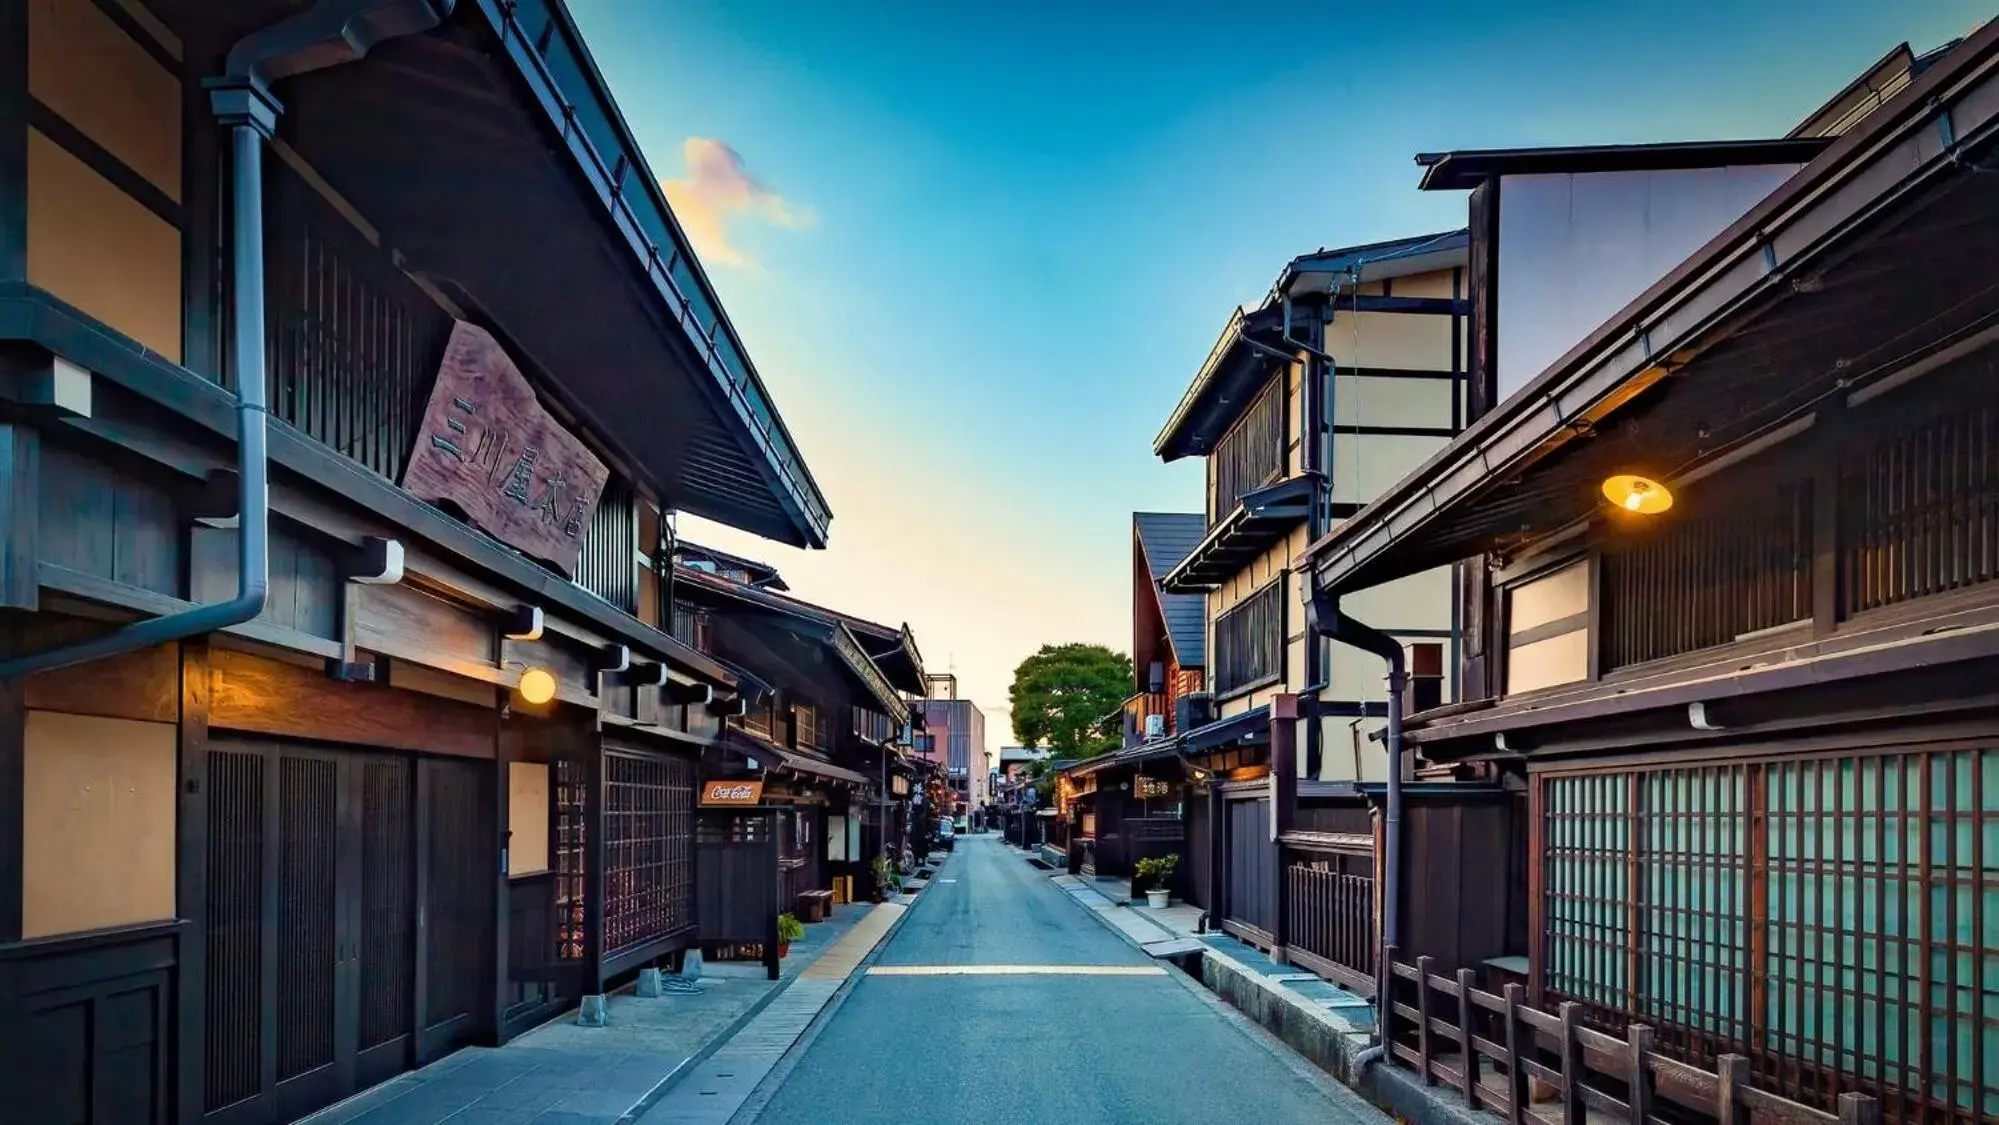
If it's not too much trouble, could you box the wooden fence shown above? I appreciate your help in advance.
[1387,954,1880,1125]
[1283,864,1375,995]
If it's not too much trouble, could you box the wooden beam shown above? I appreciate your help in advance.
[175,638,209,1125]
[0,0,24,283]
[0,623,22,942]
[1331,295,1469,316]
[0,423,37,610]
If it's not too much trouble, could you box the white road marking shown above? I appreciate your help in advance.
[866,964,1167,977]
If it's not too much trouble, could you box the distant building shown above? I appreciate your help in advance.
[997,745,1050,782]
[915,680,987,816]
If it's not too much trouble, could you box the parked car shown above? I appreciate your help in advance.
[935,820,956,851]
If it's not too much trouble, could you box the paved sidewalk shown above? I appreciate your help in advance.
[302,903,885,1125]
[633,903,907,1125]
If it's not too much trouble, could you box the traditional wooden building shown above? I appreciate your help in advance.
[669,557,925,920]
[1306,28,1996,1125]
[1123,512,1207,744]
[1139,232,1468,961]
[0,1,838,1122]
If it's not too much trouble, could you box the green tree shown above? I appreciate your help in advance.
[1008,643,1132,759]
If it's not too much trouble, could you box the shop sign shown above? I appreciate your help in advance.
[403,322,610,576]
[700,779,765,806]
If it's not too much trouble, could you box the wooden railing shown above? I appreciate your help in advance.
[1284,864,1374,996]
[1386,954,1880,1125]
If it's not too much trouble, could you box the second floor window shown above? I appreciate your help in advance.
[790,704,818,750]
[1211,373,1285,522]
[1213,579,1283,696]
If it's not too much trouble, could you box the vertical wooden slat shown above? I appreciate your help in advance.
[1628,1024,1655,1125]
[1504,983,1529,1125]
[1458,967,1480,1108]
[1560,1001,1585,1125]
[1718,1053,1749,1125]
[1418,955,1437,1086]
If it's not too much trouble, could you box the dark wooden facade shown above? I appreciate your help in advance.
[0,1,839,1122]
[1303,30,1999,1125]
[669,560,926,949]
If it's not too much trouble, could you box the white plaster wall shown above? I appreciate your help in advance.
[1495,165,1801,404]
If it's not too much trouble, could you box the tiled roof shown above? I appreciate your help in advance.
[1133,512,1207,668]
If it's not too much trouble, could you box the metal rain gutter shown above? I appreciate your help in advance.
[1304,584,1407,1044]
[0,0,454,681]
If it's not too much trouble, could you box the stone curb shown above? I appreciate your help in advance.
[613,889,927,1125]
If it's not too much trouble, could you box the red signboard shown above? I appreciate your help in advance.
[700,780,765,806]
[402,322,609,576]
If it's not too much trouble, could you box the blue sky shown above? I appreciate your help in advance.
[567,0,1989,747]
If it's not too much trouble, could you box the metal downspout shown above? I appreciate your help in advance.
[1305,585,1407,1057]
[0,0,451,680]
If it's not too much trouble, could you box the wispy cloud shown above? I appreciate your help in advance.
[662,137,812,268]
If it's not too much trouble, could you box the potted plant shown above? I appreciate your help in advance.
[777,912,804,958]
[870,855,892,902]
[1135,853,1179,908]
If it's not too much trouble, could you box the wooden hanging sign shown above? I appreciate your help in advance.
[402,322,609,576]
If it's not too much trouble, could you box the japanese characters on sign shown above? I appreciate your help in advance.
[402,322,610,577]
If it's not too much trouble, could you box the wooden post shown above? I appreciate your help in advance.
[1457,968,1480,1108]
[1269,695,1298,962]
[174,639,210,1124]
[1837,1092,1881,1125]
[764,806,782,981]
[1627,1024,1654,1125]
[1208,782,1225,923]
[1559,1001,1584,1125]
[1416,955,1437,1085]
[582,738,606,1000]
[1715,1054,1749,1125]
[1503,983,1528,1125]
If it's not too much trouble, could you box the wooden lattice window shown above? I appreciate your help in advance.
[554,757,588,962]
[1841,396,1999,614]
[1213,579,1283,696]
[1211,374,1286,522]
[1539,748,1999,1125]
[1600,477,1813,669]
[602,750,695,957]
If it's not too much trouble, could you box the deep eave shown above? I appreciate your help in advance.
[1413,137,1834,192]
[722,728,872,787]
[1154,305,1285,461]
[1406,606,1999,762]
[1183,704,1271,753]
[469,0,832,547]
[1311,17,1999,596]
[1161,477,1313,593]
[1274,229,1470,301]
[674,566,909,722]
[0,288,739,689]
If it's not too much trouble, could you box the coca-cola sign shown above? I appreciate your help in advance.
[700,779,764,806]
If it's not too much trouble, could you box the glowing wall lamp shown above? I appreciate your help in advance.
[516,666,557,706]
[1602,474,1673,515]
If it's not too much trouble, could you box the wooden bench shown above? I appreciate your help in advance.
[795,889,834,923]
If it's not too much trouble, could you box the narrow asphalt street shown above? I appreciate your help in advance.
[738,834,1388,1124]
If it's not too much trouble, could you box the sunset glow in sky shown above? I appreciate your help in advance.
[567,0,1988,750]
